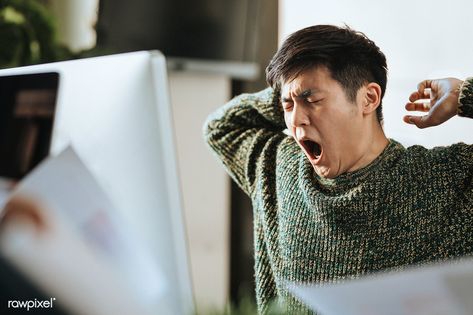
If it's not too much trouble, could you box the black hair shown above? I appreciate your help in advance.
[266,25,388,123]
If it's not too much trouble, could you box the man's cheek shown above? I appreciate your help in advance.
[283,119,295,137]
[283,114,293,132]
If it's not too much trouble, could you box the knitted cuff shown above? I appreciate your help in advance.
[458,77,473,118]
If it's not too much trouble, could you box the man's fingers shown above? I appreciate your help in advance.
[409,89,431,103]
[409,91,421,102]
[409,79,433,102]
[405,102,430,112]
[417,80,433,93]
[403,115,431,129]
[2,196,48,231]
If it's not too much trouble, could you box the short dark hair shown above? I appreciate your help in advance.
[266,25,388,123]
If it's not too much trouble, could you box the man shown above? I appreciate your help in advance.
[204,24,473,313]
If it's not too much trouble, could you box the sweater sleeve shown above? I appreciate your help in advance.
[203,87,287,196]
[458,77,473,118]
[454,77,473,202]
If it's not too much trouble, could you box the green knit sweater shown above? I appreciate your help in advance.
[204,78,473,314]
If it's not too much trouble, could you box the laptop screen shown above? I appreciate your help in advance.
[0,72,59,180]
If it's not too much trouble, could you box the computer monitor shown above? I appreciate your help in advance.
[0,51,194,314]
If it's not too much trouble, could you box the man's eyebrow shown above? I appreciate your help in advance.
[281,89,320,102]
[298,89,314,99]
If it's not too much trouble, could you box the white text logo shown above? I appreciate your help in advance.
[7,298,56,311]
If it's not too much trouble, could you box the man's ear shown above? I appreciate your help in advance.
[362,83,382,115]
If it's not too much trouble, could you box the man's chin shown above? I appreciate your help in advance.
[313,165,333,179]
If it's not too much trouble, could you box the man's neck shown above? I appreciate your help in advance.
[347,126,390,173]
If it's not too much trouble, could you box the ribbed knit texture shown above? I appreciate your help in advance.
[204,78,473,314]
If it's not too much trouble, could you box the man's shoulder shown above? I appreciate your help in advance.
[233,87,277,106]
[404,141,472,164]
[405,141,472,153]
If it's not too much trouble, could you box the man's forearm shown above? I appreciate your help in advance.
[204,87,285,137]
[203,87,287,196]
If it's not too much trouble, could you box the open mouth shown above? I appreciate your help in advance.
[302,140,322,161]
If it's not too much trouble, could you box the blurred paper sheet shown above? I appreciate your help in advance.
[0,146,166,315]
[288,258,473,315]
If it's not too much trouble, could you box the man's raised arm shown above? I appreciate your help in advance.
[404,77,473,128]
[203,87,287,196]
[404,77,473,202]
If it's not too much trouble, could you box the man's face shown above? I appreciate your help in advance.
[281,66,368,178]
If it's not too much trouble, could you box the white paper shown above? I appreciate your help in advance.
[0,146,167,315]
[288,258,473,315]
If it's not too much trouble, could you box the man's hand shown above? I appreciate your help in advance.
[404,78,463,128]
[1,196,48,233]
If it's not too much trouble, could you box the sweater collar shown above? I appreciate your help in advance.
[303,139,405,191]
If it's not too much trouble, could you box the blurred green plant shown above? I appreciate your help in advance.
[0,0,71,69]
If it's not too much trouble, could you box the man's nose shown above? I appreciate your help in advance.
[291,104,310,127]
